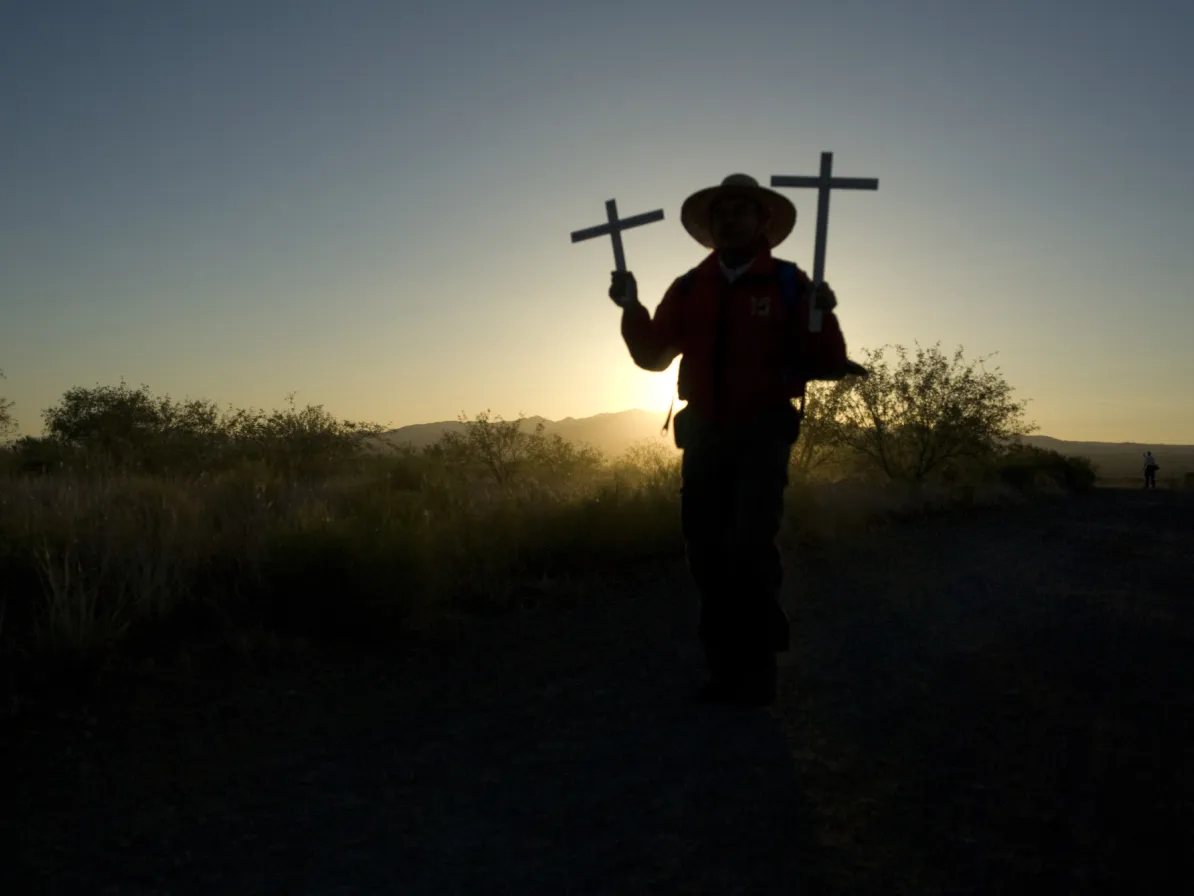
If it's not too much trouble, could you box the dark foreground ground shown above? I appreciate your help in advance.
[2,488,1192,894]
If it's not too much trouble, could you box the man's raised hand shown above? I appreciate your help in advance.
[609,271,639,309]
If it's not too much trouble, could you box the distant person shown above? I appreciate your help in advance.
[608,173,860,707]
[1144,451,1159,489]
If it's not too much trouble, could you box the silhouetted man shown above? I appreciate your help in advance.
[609,173,853,706]
[1144,451,1159,489]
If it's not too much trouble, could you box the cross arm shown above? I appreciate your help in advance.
[569,209,666,243]
[769,175,879,190]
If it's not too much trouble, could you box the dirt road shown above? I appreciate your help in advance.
[3,488,1191,894]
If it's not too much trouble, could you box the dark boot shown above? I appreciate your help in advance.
[697,655,776,707]
[739,647,778,705]
[770,598,790,652]
[698,633,776,707]
[697,679,774,707]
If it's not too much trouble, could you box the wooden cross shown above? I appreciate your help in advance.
[771,152,879,332]
[570,199,664,272]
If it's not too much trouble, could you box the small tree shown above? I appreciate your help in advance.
[221,392,385,476]
[434,411,535,485]
[430,411,605,486]
[0,369,15,443]
[834,343,1035,481]
[40,380,168,469]
[525,429,604,483]
[39,380,247,472]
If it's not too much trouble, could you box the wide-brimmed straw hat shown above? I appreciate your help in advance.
[680,173,797,249]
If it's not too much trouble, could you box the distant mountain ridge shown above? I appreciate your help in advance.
[379,411,1192,478]
[1018,435,1188,455]
[379,410,674,458]
[1019,435,1193,480]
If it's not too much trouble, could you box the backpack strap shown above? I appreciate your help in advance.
[676,266,699,299]
[775,260,808,413]
[775,260,803,317]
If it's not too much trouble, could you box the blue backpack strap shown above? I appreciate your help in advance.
[775,260,808,411]
[775,260,802,315]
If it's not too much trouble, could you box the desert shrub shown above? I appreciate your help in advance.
[996,444,1097,492]
[611,440,681,491]
[428,410,605,489]
[830,344,1035,481]
[22,381,381,478]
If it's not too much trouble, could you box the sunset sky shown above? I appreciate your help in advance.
[2,0,1192,442]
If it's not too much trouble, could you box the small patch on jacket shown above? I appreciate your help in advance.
[750,296,771,318]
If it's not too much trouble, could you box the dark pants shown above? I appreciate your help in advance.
[1145,467,1157,488]
[675,403,800,696]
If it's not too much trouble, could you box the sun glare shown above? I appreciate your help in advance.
[639,362,679,413]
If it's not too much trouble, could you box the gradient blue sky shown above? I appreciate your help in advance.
[2,0,1192,441]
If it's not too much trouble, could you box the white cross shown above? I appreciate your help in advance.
[570,199,664,272]
[771,152,879,332]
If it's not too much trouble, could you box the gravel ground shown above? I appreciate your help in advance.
[3,488,1191,895]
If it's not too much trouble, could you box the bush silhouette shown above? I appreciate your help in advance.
[829,343,1035,481]
[22,381,382,477]
[997,444,1097,492]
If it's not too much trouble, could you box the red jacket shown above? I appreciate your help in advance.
[621,246,848,420]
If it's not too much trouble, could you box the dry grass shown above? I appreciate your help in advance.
[0,447,1080,699]
[0,461,678,671]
